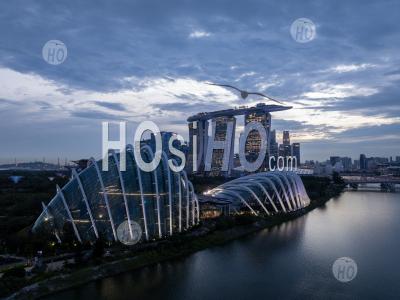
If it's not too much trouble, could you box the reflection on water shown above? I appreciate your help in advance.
[44,190,400,300]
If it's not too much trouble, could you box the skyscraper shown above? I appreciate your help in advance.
[330,156,341,166]
[209,116,236,176]
[244,111,271,172]
[278,144,284,157]
[283,130,290,145]
[187,103,291,176]
[269,129,278,154]
[292,143,300,165]
[282,131,291,158]
[188,120,208,173]
[360,154,367,170]
[269,129,279,169]
[341,157,352,171]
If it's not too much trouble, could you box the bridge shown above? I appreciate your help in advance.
[342,175,400,192]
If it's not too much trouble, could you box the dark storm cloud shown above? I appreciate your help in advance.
[1,0,399,94]
[0,98,20,106]
[93,101,126,111]
[334,123,400,140]
[315,82,400,117]
[70,110,122,120]
[0,0,399,160]
[271,119,335,133]
[384,69,400,76]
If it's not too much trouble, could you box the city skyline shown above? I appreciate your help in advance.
[0,1,399,162]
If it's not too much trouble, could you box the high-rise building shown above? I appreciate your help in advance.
[188,120,208,173]
[360,154,367,170]
[282,131,291,158]
[283,144,291,158]
[269,130,278,154]
[330,156,341,166]
[244,111,271,172]
[292,143,300,165]
[283,130,290,145]
[353,160,360,170]
[159,131,188,165]
[187,103,291,176]
[161,131,174,151]
[209,116,236,177]
[341,157,352,171]
[278,144,284,157]
[269,130,279,169]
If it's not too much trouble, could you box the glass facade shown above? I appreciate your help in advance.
[32,147,200,244]
[206,171,310,215]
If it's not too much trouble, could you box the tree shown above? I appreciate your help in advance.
[92,240,105,259]
[332,171,344,184]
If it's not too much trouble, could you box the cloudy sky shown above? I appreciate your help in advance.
[0,0,399,163]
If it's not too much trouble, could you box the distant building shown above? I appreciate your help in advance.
[333,161,344,173]
[71,159,89,172]
[269,130,278,156]
[325,156,352,172]
[341,157,352,172]
[314,161,333,175]
[366,158,376,170]
[360,154,367,170]
[280,131,291,159]
[209,116,236,177]
[244,111,271,172]
[353,159,360,170]
[160,131,174,152]
[278,144,284,157]
[269,130,279,169]
[283,130,290,145]
[330,156,341,166]
[372,157,389,164]
[142,131,187,168]
[187,103,292,176]
[292,143,300,165]
[188,120,208,173]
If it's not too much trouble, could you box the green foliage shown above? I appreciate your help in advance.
[2,266,26,278]
[301,175,331,199]
[332,171,345,184]
[214,216,236,230]
[234,214,258,225]
[92,240,105,259]
[0,170,69,254]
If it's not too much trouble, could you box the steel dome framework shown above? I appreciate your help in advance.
[206,171,310,215]
[32,145,200,244]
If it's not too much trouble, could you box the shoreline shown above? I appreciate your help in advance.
[7,184,344,300]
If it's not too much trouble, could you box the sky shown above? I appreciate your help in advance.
[0,0,399,163]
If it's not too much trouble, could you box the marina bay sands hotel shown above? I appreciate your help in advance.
[187,103,295,177]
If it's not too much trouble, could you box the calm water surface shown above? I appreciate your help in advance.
[44,189,400,300]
